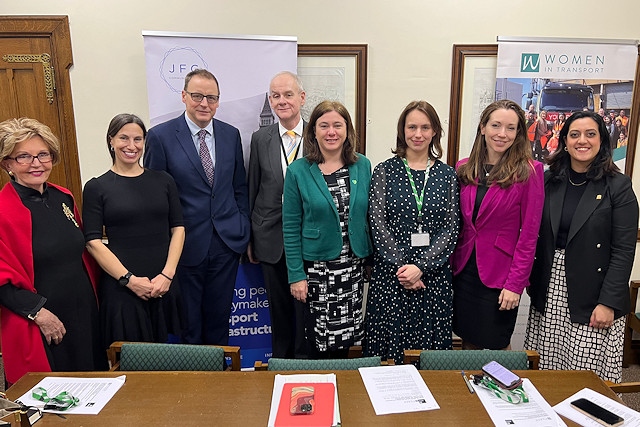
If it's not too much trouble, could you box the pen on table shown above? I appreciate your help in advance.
[461,370,475,394]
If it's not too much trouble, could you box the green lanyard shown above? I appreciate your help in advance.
[401,158,432,230]
[472,375,529,404]
[32,387,79,411]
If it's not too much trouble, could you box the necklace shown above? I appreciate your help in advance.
[568,174,587,187]
[482,164,491,177]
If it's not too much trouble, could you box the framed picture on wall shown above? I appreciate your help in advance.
[297,44,368,154]
[446,44,498,166]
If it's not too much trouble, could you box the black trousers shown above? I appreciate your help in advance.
[262,253,306,358]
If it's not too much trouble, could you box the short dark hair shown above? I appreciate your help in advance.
[393,100,443,160]
[303,100,358,165]
[548,110,618,180]
[106,114,147,164]
[184,69,219,92]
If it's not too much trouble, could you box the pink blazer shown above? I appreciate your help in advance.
[451,160,544,295]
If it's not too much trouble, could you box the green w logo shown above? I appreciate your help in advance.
[521,54,540,72]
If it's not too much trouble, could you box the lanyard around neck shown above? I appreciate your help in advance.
[281,138,302,166]
[402,157,432,223]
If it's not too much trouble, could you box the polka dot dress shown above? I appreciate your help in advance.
[364,156,460,364]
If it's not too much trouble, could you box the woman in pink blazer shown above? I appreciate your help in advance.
[451,99,544,350]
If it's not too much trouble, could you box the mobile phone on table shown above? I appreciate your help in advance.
[570,398,624,427]
[290,386,315,415]
[481,360,522,390]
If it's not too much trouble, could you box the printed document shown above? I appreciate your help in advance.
[16,375,126,415]
[554,387,640,426]
[358,364,439,415]
[472,378,567,427]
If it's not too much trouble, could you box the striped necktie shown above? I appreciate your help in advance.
[285,130,297,164]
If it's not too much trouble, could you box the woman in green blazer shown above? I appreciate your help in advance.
[283,100,372,358]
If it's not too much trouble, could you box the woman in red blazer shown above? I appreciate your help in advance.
[451,100,544,350]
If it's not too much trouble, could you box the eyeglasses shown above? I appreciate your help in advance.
[7,152,52,165]
[186,91,220,104]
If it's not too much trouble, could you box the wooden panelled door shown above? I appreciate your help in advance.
[0,16,83,206]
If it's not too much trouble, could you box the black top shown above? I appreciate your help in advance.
[556,169,588,248]
[0,181,106,371]
[82,169,184,347]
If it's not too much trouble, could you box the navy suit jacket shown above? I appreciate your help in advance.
[144,113,250,266]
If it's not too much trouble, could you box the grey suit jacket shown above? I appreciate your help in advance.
[248,122,305,264]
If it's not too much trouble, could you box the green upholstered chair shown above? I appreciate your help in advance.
[403,349,539,370]
[623,280,640,367]
[107,341,241,371]
[261,356,384,371]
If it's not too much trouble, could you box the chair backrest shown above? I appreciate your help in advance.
[419,350,530,371]
[267,356,382,371]
[119,343,225,371]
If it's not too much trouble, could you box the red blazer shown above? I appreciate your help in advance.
[0,182,99,384]
[451,160,544,295]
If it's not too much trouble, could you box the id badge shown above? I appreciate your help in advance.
[411,232,430,247]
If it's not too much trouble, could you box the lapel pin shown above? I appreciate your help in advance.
[596,195,602,200]
[352,179,357,184]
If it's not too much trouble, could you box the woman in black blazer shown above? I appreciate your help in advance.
[525,111,638,382]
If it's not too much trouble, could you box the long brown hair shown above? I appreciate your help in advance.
[303,100,358,165]
[457,99,533,188]
[393,100,443,160]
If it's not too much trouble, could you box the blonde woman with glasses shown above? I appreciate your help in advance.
[0,117,107,385]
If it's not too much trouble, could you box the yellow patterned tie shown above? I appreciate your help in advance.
[285,130,297,164]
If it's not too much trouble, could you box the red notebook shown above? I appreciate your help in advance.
[274,382,335,427]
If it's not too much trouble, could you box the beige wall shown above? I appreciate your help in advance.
[4,0,640,277]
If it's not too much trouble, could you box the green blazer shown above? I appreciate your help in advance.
[283,154,373,283]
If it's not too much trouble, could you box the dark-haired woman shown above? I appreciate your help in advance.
[283,101,372,358]
[525,111,638,382]
[364,101,459,364]
[451,99,544,350]
[83,114,185,347]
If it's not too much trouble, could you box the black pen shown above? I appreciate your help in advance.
[461,370,475,394]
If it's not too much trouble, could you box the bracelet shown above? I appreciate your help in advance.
[160,273,173,281]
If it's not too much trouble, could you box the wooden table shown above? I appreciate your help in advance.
[6,370,620,426]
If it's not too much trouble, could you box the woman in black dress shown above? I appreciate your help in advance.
[83,114,185,348]
[0,118,106,385]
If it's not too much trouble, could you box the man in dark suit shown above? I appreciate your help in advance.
[144,69,250,345]
[247,71,305,358]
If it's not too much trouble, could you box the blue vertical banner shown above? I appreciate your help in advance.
[229,263,272,368]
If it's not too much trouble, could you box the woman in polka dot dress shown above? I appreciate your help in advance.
[364,101,460,364]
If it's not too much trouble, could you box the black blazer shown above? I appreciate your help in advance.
[529,170,638,323]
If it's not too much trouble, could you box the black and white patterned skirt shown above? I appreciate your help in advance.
[524,249,625,382]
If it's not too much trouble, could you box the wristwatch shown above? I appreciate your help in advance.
[118,271,133,287]
[28,309,41,321]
